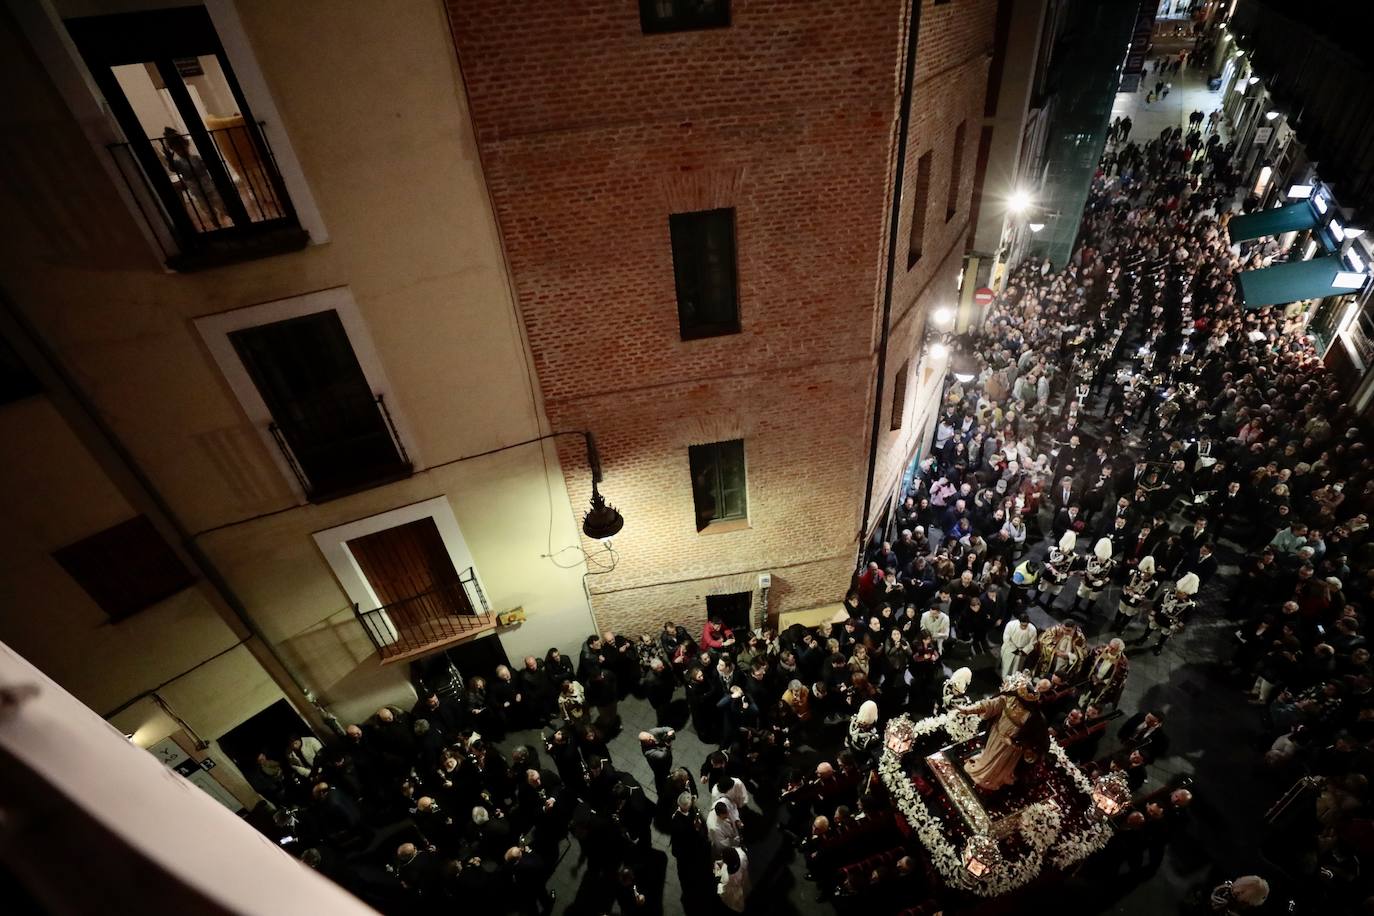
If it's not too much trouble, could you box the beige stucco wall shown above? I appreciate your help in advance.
[0,0,593,735]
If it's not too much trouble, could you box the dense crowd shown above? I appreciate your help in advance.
[237,95,1374,916]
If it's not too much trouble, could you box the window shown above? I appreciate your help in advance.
[907,151,933,269]
[54,515,196,621]
[689,439,747,530]
[66,7,304,270]
[0,334,42,406]
[670,209,741,339]
[947,122,966,221]
[890,360,910,430]
[640,0,730,34]
[230,310,411,501]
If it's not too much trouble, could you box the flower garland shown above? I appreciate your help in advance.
[878,712,1115,896]
[1045,737,1116,868]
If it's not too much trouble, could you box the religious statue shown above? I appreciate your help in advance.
[1079,638,1130,709]
[956,677,1052,791]
[1032,621,1087,681]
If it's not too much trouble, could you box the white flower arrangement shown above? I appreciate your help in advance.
[879,711,1115,896]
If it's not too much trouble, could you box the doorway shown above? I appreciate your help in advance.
[706,592,753,632]
[216,698,312,774]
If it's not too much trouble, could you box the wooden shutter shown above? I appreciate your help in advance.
[346,518,472,619]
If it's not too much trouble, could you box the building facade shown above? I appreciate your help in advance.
[1218,1,1374,409]
[448,0,998,637]
[0,0,597,803]
[964,0,1068,302]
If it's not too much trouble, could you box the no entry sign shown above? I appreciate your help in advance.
[973,287,995,307]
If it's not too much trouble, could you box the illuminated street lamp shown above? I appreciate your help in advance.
[932,306,956,327]
[1007,189,1033,214]
[930,341,950,360]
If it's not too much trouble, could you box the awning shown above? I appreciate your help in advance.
[1238,256,1365,308]
[1228,201,1319,242]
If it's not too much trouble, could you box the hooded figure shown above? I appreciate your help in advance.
[1072,537,1116,613]
[1116,554,1158,632]
[1038,531,1077,605]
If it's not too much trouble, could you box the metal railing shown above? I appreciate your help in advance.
[268,392,412,502]
[106,121,302,266]
[354,571,495,661]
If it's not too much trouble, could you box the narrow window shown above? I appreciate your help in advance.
[947,121,966,221]
[689,439,747,530]
[640,0,731,34]
[670,209,741,340]
[230,310,410,500]
[890,360,910,430]
[54,516,196,621]
[907,151,933,269]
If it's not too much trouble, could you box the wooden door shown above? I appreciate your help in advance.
[346,518,472,622]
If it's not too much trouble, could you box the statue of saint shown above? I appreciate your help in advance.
[956,678,1052,791]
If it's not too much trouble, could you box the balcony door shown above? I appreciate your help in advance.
[66,7,295,250]
[347,518,475,643]
[230,310,409,499]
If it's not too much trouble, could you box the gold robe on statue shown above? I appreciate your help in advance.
[963,695,1035,791]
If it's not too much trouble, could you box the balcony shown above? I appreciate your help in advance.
[107,121,308,272]
[354,574,497,665]
[268,392,413,503]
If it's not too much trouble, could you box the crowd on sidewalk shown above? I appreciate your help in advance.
[237,95,1374,916]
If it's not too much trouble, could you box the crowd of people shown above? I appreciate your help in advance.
[236,82,1374,916]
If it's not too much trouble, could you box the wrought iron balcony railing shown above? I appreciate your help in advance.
[106,121,307,271]
[353,572,495,664]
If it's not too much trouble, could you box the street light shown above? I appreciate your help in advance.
[1264,110,1280,121]
[932,306,956,327]
[1028,222,1046,233]
[1007,189,1033,214]
[930,341,949,360]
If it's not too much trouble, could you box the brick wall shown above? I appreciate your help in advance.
[448,0,998,638]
